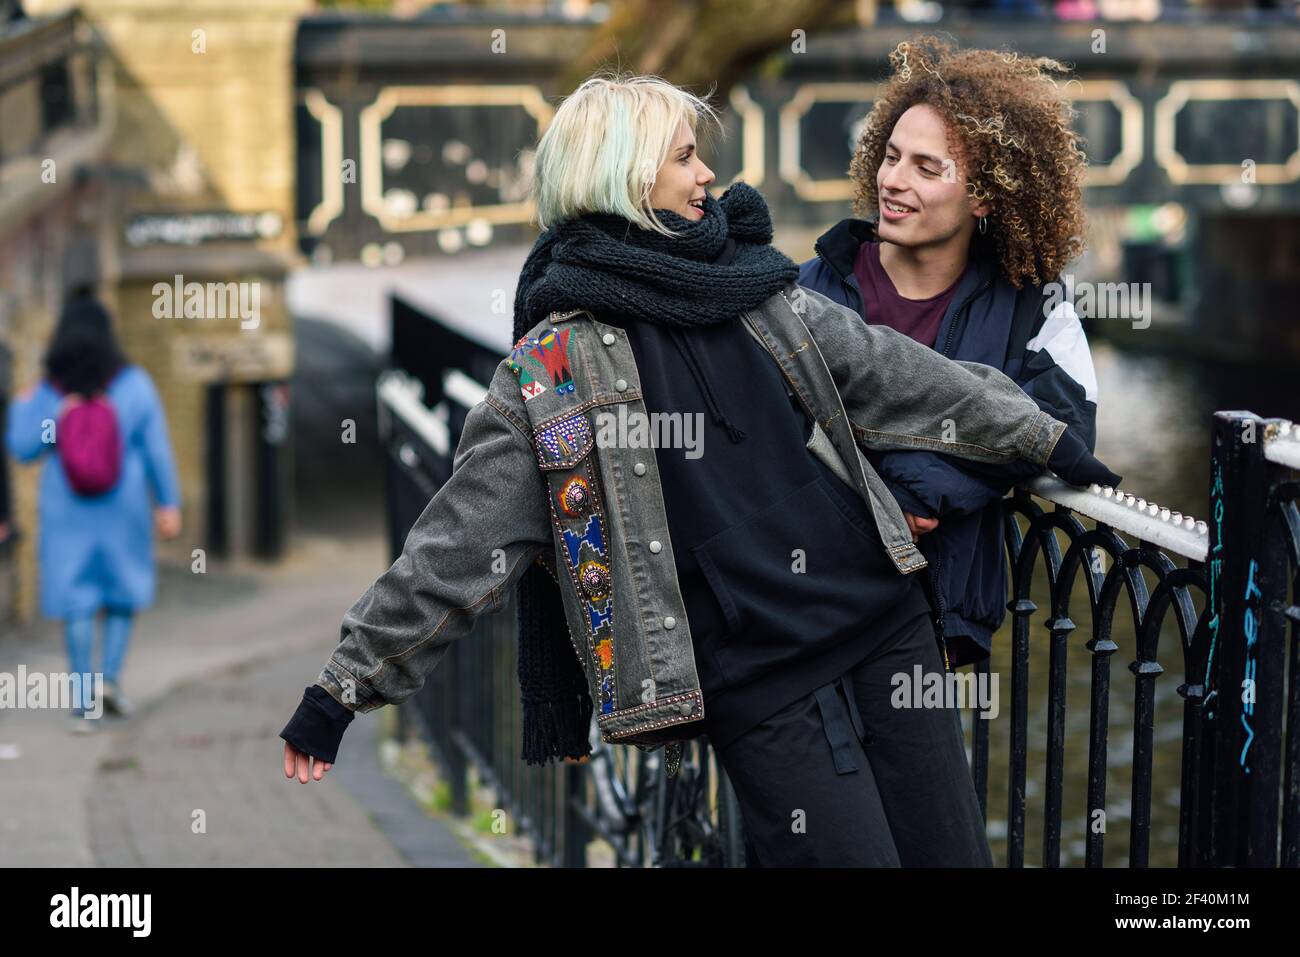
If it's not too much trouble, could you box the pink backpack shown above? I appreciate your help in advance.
[56,389,123,496]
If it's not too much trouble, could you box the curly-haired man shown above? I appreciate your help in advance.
[799,35,1101,669]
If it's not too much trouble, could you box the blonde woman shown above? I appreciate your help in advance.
[280,73,1118,867]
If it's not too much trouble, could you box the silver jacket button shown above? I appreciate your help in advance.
[649,540,662,553]
[633,462,647,476]
[615,378,628,391]
[602,333,616,345]
[663,616,676,629]
[678,701,692,715]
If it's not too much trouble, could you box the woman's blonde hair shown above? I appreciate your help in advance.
[531,72,722,236]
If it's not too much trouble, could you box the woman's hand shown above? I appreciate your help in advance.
[903,512,939,542]
[283,741,332,783]
[154,506,181,539]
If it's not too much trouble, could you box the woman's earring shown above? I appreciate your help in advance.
[978,215,988,235]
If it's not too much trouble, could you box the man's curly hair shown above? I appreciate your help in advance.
[849,35,1088,289]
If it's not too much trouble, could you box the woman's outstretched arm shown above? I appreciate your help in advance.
[282,359,554,782]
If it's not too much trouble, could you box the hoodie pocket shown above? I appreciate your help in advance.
[689,475,888,683]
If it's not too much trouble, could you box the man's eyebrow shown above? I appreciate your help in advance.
[884,140,947,166]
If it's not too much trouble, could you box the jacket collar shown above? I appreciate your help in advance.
[812,216,1002,288]
[812,217,879,285]
[812,217,1005,351]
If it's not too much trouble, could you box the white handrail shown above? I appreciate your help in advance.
[444,368,488,409]
[376,368,450,457]
[1264,420,1300,471]
[1021,475,1209,563]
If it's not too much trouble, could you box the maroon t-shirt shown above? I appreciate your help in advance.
[853,240,961,348]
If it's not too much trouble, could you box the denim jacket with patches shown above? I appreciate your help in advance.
[310,282,1082,753]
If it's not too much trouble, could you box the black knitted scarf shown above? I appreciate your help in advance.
[512,182,799,765]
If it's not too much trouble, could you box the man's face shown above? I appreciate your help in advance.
[875,103,983,248]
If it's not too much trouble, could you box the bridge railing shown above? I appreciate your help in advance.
[984,474,1211,867]
[376,373,1297,867]
[976,411,1297,867]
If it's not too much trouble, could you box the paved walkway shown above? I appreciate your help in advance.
[0,528,481,867]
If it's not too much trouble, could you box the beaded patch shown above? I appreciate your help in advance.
[535,410,593,468]
[558,474,591,516]
[578,560,610,600]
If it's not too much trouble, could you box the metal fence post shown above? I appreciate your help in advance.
[563,761,589,868]
[1203,411,1288,865]
[446,647,471,818]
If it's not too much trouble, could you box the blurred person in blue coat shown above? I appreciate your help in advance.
[5,294,182,731]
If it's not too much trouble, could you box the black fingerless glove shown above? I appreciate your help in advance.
[279,684,356,764]
[1046,429,1123,489]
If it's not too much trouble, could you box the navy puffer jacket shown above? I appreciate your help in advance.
[799,219,1100,666]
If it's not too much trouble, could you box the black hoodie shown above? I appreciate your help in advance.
[599,239,931,750]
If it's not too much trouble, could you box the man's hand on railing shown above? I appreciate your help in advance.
[1047,429,1122,489]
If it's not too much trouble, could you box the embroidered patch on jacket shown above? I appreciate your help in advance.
[536,411,593,467]
[558,474,591,516]
[598,673,615,714]
[532,327,575,396]
[509,326,575,401]
[552,479,616,715]
[509,335,550,403]
[561,513,605,567]
[594,638,614,670]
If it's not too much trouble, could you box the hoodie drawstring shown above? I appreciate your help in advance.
[667,327,746,444]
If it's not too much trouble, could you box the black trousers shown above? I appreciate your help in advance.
[712,611,994,867]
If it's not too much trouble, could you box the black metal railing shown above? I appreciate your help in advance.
[969,410,1297,867]
[377,375,1297,868]
[980,474,1212,867]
